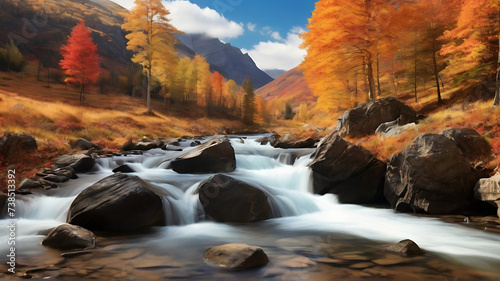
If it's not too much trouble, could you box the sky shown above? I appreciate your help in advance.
[109,0,317,71]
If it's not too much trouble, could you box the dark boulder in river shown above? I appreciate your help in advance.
[336,97,417,138]
[54,154,95,173]
[171,137,236,174]
[385,133,480,214]
[309,132,386,204]
[42,223,95,250]
[197,174,273,222]
[67,173,165,231]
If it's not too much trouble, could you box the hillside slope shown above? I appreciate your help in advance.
[0,0,131,70]
[256,67,316,108]
[175,33,274,88]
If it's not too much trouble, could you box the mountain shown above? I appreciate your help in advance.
[174,33,274,88]
[256,67,316,108]
[264,69,287,80]
[0,0,131,70]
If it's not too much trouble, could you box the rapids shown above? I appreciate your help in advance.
[2,135,500,279]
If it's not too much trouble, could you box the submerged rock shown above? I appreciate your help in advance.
[204,243,269,270]
[196,174,273,222]
[171,137,236,174]
[385,133,480,214]
[67,173,165,231]
[309,132,386,204]
[42,224,95,250]
[337,96,417,138]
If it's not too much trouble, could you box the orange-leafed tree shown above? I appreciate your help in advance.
[211,71,226,110]
[440,0,499,87]
[60,19,100,106]
[122,0,178,114]
[301,0,393,113]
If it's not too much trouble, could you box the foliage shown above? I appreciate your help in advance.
[242,75,255,125]
[0,43,25,72]
[60,20,100,105]
[122,0,178,113]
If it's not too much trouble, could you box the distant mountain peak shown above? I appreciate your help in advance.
[174,33,273,88]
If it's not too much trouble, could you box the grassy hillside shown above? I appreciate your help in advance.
[0,0,130,70]
[256,67,316,108]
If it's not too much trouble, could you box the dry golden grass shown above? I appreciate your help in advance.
[354,100,500,171]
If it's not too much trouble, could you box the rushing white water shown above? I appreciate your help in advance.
[2,135,500,273]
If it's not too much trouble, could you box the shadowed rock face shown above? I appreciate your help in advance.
[0,132,37,162]
[337,97,417,138]
[196,174,273,223]
[441,128,493,164]
[67,173,165,231]
[309,132,386,204]
[385,133,480,214]
[171,138,236,174]
[54,154,95,173]
[204,244,270,270]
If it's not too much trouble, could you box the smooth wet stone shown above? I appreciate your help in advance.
[42,224,96,251]
[204,243,270,270]
[277,257,316,268]
[386,239,424,256]
[350,262,375,269]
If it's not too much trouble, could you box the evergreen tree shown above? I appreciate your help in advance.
[242,75,255,125]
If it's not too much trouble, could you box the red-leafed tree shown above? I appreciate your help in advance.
[60,20,100,105]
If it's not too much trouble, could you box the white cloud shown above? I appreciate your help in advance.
[242,26,307,71]
[164,0,244,39]
[271,31,284,42]
[247,22,256,32]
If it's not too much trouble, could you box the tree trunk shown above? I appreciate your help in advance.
[432,36,444,105]
[80,82,85,106]
[354,73,359,107]
[376,52,382,97]
[147,68,151,113]
[37,60,41,81]
[47,67,50,88]
[414,30,418,103]
[366,52,376,101]
[494,8,500,107]
[392,59,398,95]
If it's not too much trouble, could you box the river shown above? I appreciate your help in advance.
[2,135,500,279]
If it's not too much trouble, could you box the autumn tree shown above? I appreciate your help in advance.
[211,71,226,110]
[60,19,100,106]
[301,0,395,112]
[122,0,178,113]
[242,75,255,125]
[225,79,240,115]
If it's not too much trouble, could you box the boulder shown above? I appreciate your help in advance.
[171,138,236,174]
[54,154,95,173]
[42,224,95,250]
[36,167,77,183]
[441,128,492,164]
[475,174,500,206]
[19,178,58,190]
[196,174,273,222]
[0,194,6,219]
[386,240,424,257]
[204,244,270,270]
[121,140,135,151]
[0,132,37,162]
[112,164,135,173]
[72,138,101,151]
[256,133,280,146]
[337,97,417,138]
[273,134,317,149]
[385,133,480,214]
[308,132,386,204]
[67,173,165,231]
[376,121,417,139]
